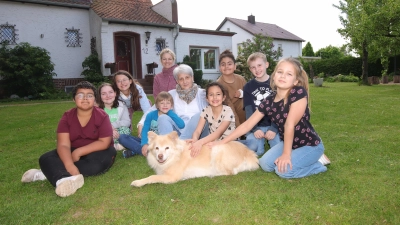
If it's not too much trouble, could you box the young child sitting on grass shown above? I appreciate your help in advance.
[21,81,116,197]
[118,91,184,158]
[188,82,257,157]
[209,58,330,178]
[243,52,280,156]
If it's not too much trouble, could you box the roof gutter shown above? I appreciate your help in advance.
[107,18,176,28]
[6,0,90,9]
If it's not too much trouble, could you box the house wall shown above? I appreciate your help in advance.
[175,32,233,80]
[99,22,175,77]
[0,1,91,80]
[219,21,302,59]
[89,10,103,58]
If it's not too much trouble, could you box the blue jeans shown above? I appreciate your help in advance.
[259,141,327,178]
[245,126,281,156]
[118,135,142,155]
[158,112,209,140]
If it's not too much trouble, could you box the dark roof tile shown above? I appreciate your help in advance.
[92,0,174,26]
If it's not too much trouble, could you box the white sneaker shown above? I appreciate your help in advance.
[55,174,84,197]
[114,143,126,151]
[21,169,47,182]
[318,154,331,166]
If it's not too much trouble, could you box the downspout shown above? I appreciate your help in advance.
[173,24,179,63]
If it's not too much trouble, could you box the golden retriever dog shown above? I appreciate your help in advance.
[131,131,259,187]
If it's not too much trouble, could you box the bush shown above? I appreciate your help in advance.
[302,57,383,79]
[199,79,214,89]
[325,74,359,83]
[81,52,105,83]
[0,42,57,99]
[178,56,203,85]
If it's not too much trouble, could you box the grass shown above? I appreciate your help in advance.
[0,83,399,224]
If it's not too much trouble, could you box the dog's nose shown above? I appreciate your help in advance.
[158,154,163,160]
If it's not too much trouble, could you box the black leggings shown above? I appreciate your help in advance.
[39,147,116,187]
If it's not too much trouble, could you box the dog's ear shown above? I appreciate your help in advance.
[148,131,157,142]
[168,131,179,140]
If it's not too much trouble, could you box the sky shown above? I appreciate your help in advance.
[152,0,347,52]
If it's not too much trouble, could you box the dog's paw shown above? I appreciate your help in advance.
[131,180,144,187]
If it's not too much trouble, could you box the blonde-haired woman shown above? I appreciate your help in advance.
[153,48,178,99]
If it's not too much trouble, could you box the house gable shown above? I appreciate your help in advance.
[217,16,304,42]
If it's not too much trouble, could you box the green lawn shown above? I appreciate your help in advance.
[0,83,399,224]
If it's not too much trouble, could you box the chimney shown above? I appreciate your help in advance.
[172,0,178,24]
[248,15,255,24]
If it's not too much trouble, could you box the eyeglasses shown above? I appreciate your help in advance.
[116,78,130,84]
[76,93,95,99]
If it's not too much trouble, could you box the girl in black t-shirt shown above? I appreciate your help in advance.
[208,58,329,179]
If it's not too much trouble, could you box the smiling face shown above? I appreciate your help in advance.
[115,74,133,94]
[219,57,236,76]
[273,61,299,90]
[157,99,173,114]
[100,85,116,108]
[74,88,95,111]
[177,73,194,90]
[206,85,226,107]
[161,52,174,69]
[249,57,269,80]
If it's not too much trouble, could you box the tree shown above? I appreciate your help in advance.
[235,34,282,81]
[0,42,56,98]
[335,0,400,85]
[315,45,345,59]
[302,42,315,56]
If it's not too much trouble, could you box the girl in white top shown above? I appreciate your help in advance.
[111,70,151,121]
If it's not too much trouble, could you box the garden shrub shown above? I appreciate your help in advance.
[302,57,384,78]
[325,74,359,82]
[0,42,57,99]
[81,51,105,83]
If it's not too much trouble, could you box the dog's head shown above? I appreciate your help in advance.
[147,131,183,165]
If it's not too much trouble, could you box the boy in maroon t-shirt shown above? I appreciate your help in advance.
[21,81,116,197]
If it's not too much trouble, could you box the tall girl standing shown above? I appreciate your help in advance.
[210,58,328,178]
[97,83,131,150]
[111,70,151,123]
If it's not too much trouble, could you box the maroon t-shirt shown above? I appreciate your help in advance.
[57,107,113,148]
[258,86,321,149]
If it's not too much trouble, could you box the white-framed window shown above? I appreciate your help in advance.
[189,48,217,70]
[65,27,82,47]
[0,22,18,45]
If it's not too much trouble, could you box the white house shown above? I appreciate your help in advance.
[0,0,234,93]
[216,15,304,59]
